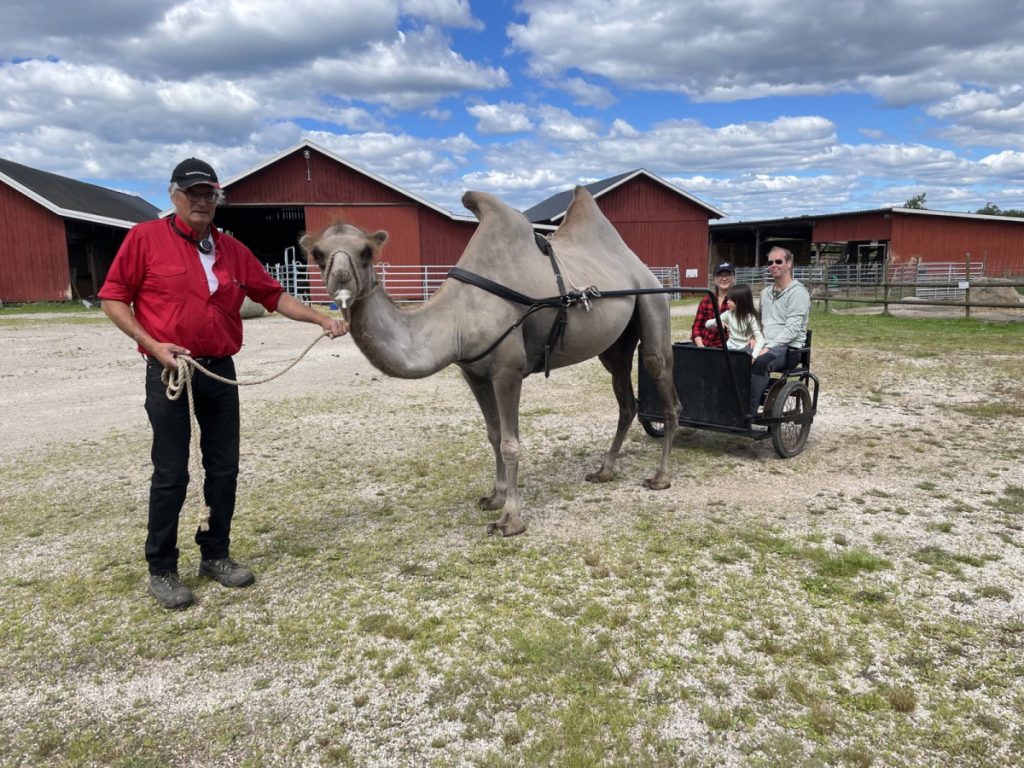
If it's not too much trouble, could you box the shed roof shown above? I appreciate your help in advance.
[523,168,726,223]
[712,206,1024,230]
[0,157,159,228]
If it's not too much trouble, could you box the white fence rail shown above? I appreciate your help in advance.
[267,262,681,305]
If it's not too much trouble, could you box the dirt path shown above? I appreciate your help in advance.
[0,313,379,462]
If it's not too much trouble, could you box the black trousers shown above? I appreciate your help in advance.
[144,357,239,574]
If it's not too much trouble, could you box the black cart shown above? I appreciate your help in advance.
[637,327,819,458]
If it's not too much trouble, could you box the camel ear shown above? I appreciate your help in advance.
[370,230,388,248]
[298,233,314,255]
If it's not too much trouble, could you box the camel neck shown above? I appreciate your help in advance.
[349,285,460,379]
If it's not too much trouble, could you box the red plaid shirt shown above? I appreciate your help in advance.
[690,295,730,347]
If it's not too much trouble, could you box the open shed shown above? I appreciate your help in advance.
[711,207,1024,276]
[0,158,158,303]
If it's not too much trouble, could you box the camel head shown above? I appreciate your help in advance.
[299,222,388,308]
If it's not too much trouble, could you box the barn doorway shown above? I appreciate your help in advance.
[213,206,306,267]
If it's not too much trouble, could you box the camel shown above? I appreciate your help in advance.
[299,186,680,536]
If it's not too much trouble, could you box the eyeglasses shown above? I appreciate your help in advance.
[181,189,219,203]
[768,259,786,265]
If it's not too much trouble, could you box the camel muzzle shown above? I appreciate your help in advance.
[333,288,353,309]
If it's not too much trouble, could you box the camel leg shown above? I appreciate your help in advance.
[461,369,507,511]
[486,366,526,537]
[586,327,640,484]
[635,295,679,490]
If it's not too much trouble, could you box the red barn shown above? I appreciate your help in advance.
[524,169,725,287]
[712,207,1024,276]
[0,158,158,303]
[813,208,1024,276]
[213,141,478,273]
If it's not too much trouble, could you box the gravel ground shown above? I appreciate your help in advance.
[2,308,1023,767]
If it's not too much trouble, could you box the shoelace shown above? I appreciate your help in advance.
[157,572,183,588]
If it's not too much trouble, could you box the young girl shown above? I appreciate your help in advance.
[705,284,765,357]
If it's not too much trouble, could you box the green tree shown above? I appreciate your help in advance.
[975,202,1024,217]
[903,192,927,209]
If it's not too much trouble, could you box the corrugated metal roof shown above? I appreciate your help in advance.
[712,206,1024,229]
[0,157,159,228]
[523,168,725,223]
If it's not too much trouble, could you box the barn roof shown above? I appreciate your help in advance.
[216,140,476,222]
[523,168,726,223]
[0,157,159,228]
[712,206,1024,229]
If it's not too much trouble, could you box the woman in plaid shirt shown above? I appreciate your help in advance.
[690,262,736,347]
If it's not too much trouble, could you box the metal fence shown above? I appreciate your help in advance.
[735,261,987,300]
[267,259,681,305]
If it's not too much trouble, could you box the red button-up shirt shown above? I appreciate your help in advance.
[99,216,284,357]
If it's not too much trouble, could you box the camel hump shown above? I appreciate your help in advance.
[559,185,620,242]
[462,191,524,226]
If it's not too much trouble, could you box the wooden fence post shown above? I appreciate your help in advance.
[882,258,890,315]
[964,252,971,320]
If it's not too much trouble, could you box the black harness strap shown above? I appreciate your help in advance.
[447,234,684,376]
[535,233,571,376]
[448,234,589,377]
[447,267,538,307]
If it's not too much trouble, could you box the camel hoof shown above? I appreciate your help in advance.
[643,477,671,491]
[487,520,526,537]
[585,469,614,484]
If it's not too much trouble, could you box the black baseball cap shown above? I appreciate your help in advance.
[714,261,736,274]
[170,158,220,188]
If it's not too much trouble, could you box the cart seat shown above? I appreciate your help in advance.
[783,329,812,373]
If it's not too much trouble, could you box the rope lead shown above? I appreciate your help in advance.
[160,331,331,531]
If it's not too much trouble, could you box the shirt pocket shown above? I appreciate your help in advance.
[147,259,189,298]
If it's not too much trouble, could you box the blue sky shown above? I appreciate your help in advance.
[2,0,1023,220]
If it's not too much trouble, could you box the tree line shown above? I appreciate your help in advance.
[903,192,1024,217]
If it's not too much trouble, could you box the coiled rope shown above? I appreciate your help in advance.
[160,331,330,530]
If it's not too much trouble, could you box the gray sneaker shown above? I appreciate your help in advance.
[199,558,255,588]
[149,572,194,610]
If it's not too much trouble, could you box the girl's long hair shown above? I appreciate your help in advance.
[726,284,759,331]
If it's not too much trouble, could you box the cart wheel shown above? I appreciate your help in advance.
[640,418,666,438]
[770,381,811,458]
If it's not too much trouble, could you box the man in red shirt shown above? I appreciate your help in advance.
[99,158,347,609]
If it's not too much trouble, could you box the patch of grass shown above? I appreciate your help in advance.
[0,300,99,315]
[952,401,1024,419]
[887,686,918,713]
[912,546,966,576]
[975,585,1012,601]
[811,547,891,578]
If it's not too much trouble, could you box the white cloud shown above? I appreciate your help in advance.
[466,102,533,135]
[559,77,616,108]
[535,105,599,141]
[509,0,1024,105]
[977,150,1024,175]
[305,28,508,110]
[398,0,481,29]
